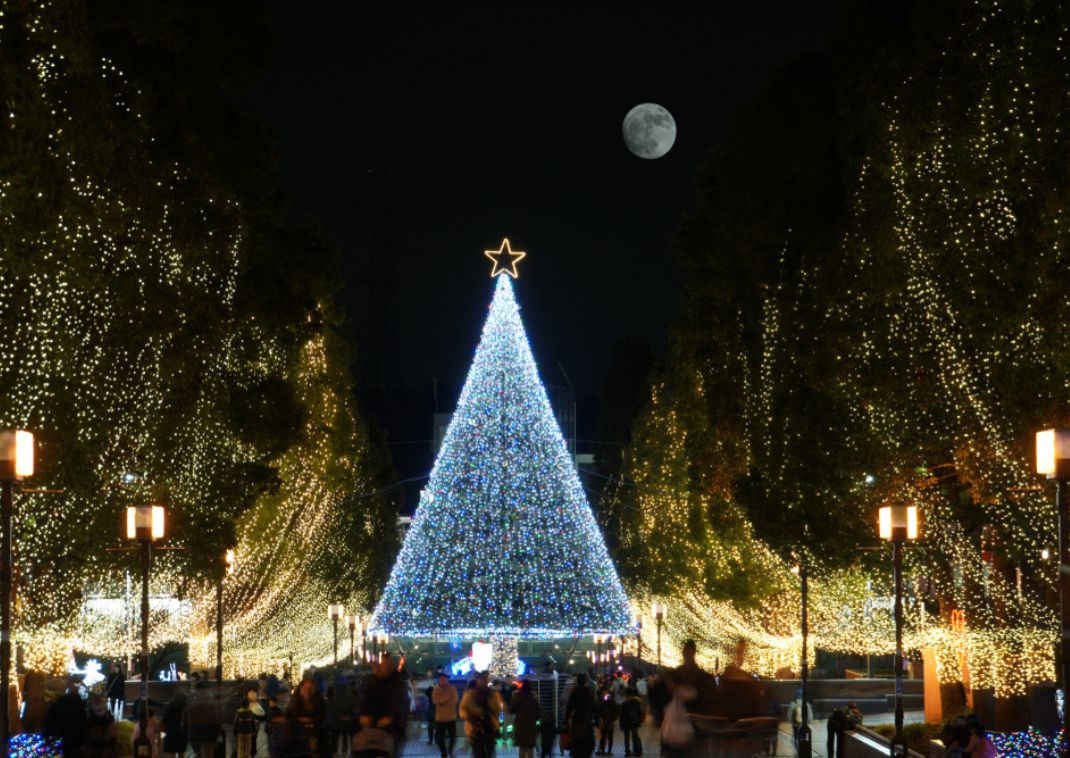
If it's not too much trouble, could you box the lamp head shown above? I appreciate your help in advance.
[125,504,165,541]
[879,504,918,542]
[1037,428,1070,480]
[0,430,34,481]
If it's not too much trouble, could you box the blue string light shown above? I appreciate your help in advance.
[371,276,632,637]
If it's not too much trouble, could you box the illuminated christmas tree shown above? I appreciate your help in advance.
[372,240,632,639]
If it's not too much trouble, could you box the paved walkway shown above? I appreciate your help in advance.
[395,712,926,758]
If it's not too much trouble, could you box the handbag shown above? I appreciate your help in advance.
[661,694,694,748]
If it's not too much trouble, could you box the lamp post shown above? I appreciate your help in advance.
[793,562,812,758]
[346,615,358,667]
[328,604,345,669]
[879,504,919,758]
[126,503,166,758]
[653,602,666,671]
[0,430,32,755]
[1036,428,1070,723]
[217,549,234,698]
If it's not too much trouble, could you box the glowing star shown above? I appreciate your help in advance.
[484,238,526,278]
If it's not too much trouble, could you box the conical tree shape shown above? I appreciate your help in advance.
[372,276,632,636]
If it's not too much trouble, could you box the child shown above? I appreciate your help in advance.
[235,688,262,758]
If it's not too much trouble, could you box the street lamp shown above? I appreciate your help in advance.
[792,562,812,758]
[1037,427,1070,725]
[879,504,919,758]
[328,604,345,668]
[346,615,358,667]
[217,548,234,697]
[653,602,666,671]
[126,503,166,758]
[0,430,32,754]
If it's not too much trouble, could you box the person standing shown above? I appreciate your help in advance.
[161,690,188,758]
[539,701,557,758]
[596,686,619,756]
[565,673,596,758]
[360,652,409,756]
[619,687,644,758]
[460,670,503,758]
[106,662,126,720]
[433,673,459,758]
[826,706,847,758]
[510,680,540,758]
[84,693,118,758]
[44,678,89,758]
[235,688,261,758]
[183,681,222,758]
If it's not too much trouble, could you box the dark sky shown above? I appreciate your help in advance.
[244,4,847,428]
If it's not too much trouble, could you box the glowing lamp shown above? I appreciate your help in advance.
[1036,428,1070,479]
[225,549,235,573]
[125,504,165,541]
[653,601,666,621]
[327,603,345,621]
[471,641,493,672]
[879,505,918,542]
[0,430,34,481]
[346,614,358,631]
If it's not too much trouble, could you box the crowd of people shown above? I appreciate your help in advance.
[33,637,934,758]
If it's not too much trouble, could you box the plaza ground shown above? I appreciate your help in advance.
[390,710,927,758]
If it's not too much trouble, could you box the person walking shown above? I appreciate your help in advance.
[106,662,126,720]
[789,689,813,757]
[619,687,644,758]
[161,690,188,758]
[433,673,459,758]
[565,673,596,758]
[510,680,540,758]
[460,670,503,758]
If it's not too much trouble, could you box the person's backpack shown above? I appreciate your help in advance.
[621,699,642,729]
[472,686,496,736]
[828,707,846,729]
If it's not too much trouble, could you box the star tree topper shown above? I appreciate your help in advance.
[484,238,526,278]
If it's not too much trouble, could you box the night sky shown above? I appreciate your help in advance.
[243,4,847,464]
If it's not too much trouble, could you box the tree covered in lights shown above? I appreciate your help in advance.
[610,0,1069,716]
[373,264,632,637]
[1,1,394,668]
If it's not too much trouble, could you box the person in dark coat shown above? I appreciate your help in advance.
[565,674,596,758]
[161,690,188,758]
[105,663,125,720]
[289,677,330,758]
[44,679,88,758]
[539,702,557,758]
[182,682,221,758]
[510,680,540,758]
[360,653,409,754]
[595,686,619,756]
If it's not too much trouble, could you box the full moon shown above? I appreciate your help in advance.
[622,103,676,159]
